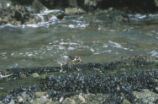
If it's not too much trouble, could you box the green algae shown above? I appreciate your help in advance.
[0,77,41,97]
[38,72,62,80]
[1,56,158,98]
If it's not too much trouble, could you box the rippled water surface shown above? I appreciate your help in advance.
[0,12,158,69]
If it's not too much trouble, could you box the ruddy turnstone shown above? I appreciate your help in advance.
[57,55,82,70]
[69,56,82,64]
[57,56,69,70]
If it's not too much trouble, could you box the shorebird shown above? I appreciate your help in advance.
[69,56,82,64]
[57,56,69,70]
[57,55,82,70]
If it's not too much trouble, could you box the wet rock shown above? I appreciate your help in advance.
[8,99,15,104]
[122,99,131,104]
[155,0,158,7]
[0,4,41,25]
[33,91,53,104]
[32,73,40,78]
[84,0,99,7]
[78,93,86,103]
[0,70,13,79]
[65,7,85,15]
[59,97,64,103]
[63,98,76,104]
[32,97,53,104]
[21,91,32,101]
[133,89,158,104]
[35,91,47,98]
[17,96,23,103]
[155,87,158,92]
[20,73,27,78]
[83,93,108,104]
[62,93,107,104]
[10,0,47,13]
[41,10,65,21]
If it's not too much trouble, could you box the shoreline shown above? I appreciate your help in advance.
[0,56,158,103]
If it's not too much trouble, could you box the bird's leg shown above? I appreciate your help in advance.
[60,65,63,70]
[59,65,63,72]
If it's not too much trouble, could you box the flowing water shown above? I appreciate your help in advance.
[0,10,158,70]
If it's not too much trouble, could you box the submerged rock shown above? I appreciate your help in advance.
[133,89,158,104]
[35,91,47,98]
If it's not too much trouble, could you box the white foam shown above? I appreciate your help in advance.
[0,9,90,29]
[69,42,78,45]
[59,41,78,46]
[128,13,158,21]
[108,40,130,50]
[109,41,122,48]
[65,23,89,29]
[90,48,95,52]
[68,24,75,28]
[103,44,108,48]
[49,16,58,21]
[68,46,75,50]
[58,45,65,50]
[6,3,11,7]
[0,22,50,29]
[27,53,33,57]
[150,50,158,57]
[0,9,64,29]
[40,9,63,15]
[128,14,146,20]
[46,46,53,51]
